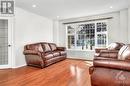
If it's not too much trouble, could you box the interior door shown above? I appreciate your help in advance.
[0,17,13,68]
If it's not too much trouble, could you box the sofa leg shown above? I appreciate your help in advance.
[40,64,45,69]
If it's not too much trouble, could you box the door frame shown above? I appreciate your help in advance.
[0,16,14,69]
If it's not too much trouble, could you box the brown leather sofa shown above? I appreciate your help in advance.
[89,44,130,86]
[23,42,66,68]
[94,42,124,60]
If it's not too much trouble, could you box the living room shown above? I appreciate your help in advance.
[0,0,130,86]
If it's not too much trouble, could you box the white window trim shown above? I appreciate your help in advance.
[65,20,108,51]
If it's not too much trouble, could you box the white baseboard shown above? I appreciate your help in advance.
[67,57,93,60]
[0,65,11,69]
[12,64,27,68]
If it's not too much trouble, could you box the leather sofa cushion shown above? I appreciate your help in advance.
[26,43,43,52]
[52,52,60,57]
[44,53,53,60]
[59,51,66,55]
[53,51,66,56]
[107,42,121,50]
[42,43,52,52]
[49,43,57,51]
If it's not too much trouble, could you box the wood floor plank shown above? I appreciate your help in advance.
[0,59,91,86]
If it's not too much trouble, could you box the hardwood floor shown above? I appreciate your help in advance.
[0,59,92,86]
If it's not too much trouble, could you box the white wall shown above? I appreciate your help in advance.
[119,9,128,43]
[53,20,60,45]
[128,7,130,43]
[53,9,129,60]
[14,7,53,67]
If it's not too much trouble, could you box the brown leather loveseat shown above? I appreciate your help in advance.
[89,44,130,86]
[94,42,124,60]
[23,42,66,68]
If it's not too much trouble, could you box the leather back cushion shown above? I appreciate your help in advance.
[25,43,43,52]
[49,43,57,51]
[118,45,130,60]
[42,43,52,52]
[107,42,124,50]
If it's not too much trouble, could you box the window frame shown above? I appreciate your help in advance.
[65,20,108,51]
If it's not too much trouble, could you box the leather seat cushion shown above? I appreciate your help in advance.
[59,51,66,55]
[44,53,53,60]
[52,52,60,57]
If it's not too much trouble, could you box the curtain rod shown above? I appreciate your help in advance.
[63,17,113,24]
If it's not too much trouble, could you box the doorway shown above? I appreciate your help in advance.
[0,17,13,68]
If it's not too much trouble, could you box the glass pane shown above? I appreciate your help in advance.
[67,26,75,34]
[97,34,107,47]
[68,35,75,49]
[76,23,95,50]
[0,19,8,65]
[96,22,107,48]
[97,22,107,32]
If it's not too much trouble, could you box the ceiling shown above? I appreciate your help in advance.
[16,0,130,20]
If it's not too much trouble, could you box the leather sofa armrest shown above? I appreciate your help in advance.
[23,50,42,57]
[93,60,130,71]
[57,47,66,51]
[95,48,107,53]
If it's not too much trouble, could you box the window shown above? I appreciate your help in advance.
[66,21,108,50]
